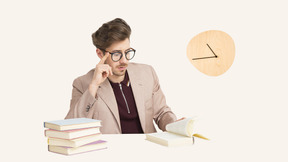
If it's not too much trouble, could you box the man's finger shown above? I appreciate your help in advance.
[109,66,113,76]
[176,117,186,122]
[99,52,109,64]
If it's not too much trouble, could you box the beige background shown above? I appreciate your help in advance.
[1,0,287,161]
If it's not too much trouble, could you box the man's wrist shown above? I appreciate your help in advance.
[88,83,99,98]
[89,82,100,88]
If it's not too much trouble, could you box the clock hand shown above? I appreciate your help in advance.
[192,56,217,60]
[192,43,218,60]
[206,43,218,57]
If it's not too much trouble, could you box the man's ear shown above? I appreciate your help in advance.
[96,48,104,59]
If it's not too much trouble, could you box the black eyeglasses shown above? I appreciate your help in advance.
[100,48,136,62]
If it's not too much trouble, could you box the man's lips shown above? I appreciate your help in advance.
[117,66,127,70]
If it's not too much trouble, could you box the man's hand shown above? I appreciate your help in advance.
[89,53,113,97]
[175,117,186,122]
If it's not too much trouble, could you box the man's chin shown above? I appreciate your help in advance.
[113,70,126,76]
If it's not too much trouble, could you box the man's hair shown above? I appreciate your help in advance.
[92,18,131,50]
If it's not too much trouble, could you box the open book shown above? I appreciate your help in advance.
[146,118,208,147]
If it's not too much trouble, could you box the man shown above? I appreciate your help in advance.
[65,18,178,134]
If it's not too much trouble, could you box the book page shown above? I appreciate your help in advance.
[165,118,195,137]
[146,132,193,147]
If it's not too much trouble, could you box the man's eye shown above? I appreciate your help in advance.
[113,53,122,57]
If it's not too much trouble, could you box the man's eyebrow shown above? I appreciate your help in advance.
[111,48,132,53]
[111,50,122,53]
[125,48,133,52]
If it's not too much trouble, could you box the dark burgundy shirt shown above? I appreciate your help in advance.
[109,72,144,134]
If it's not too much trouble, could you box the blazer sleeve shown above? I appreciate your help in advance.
[150,66,177,131]
[65,77,96,119]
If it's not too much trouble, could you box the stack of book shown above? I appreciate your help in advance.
[44,118,107,155]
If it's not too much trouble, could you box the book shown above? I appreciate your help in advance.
[146,118,208,147]
[48,140,107,155]
[146,132,194,147]
[44,118,101,131]
[48,133,102,147]
[45,127,100,139]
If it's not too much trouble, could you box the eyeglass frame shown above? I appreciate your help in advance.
[99,48,136,62]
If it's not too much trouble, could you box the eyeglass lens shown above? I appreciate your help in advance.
[112,50,135,62]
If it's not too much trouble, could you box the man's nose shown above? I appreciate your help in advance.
[119,54,128,64]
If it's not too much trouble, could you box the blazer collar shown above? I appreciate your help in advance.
[127,64,146,132]
[97,79,121,131]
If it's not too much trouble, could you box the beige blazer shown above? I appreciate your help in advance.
[65,63,176,134]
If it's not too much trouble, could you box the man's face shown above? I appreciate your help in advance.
[104,38,130,77]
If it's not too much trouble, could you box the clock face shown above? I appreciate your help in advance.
[187,30,235,76]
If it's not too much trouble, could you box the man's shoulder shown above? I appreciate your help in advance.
[128,62,154,71]
[128,62,158,81]
[73,68,94,86]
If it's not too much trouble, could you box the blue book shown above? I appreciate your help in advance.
[44,118,101,131]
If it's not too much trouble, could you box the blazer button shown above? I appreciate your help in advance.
[86,105,91,112]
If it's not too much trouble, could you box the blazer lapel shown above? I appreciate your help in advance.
[127,65,146,132]
[97,79,121,130]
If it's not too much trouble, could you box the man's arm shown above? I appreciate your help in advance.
[65,78,96,119]
[150,66,177,131]
[65,52,112,119]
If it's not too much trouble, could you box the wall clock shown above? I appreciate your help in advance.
[187,30,235,76]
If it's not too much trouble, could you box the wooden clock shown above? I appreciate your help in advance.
[187,30,235,76]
